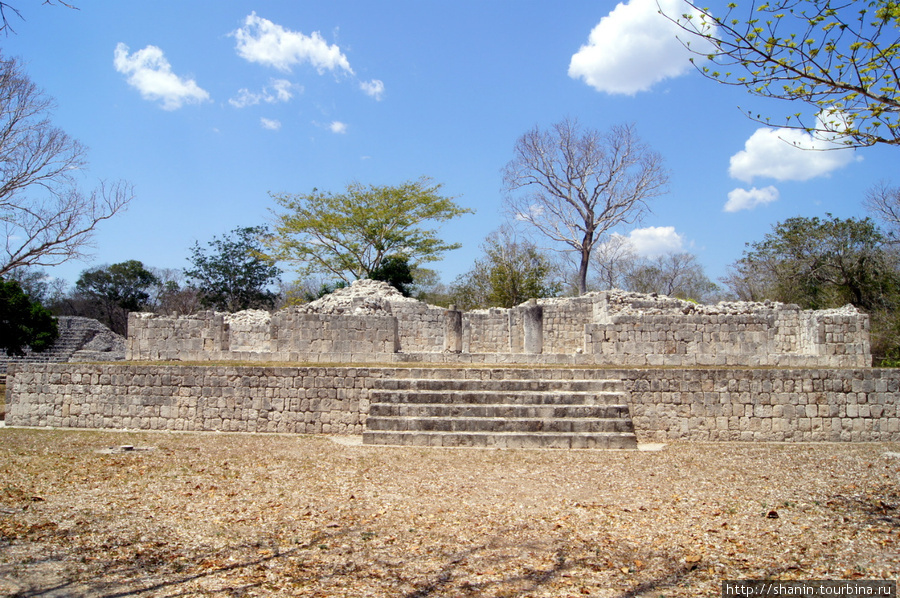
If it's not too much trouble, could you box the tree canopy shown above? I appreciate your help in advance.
[0,277,58,356]
[185,226,281,313]
[369,255,415,297]
[668,0,900,147]
[727,214,898,311]
[74,260,159,335]
[267,178,472,283]
[724,213,900,362]
[503,120,669,295]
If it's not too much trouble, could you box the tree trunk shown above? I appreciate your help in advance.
[578,248,590,295]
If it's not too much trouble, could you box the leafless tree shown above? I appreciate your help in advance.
[590,233,638,291]
[864,181,900,244]
[0,53,131,278]
[624,252,719,303]
[503,119,669,295]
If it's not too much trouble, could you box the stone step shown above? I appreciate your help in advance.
[366,415,635,434]
[374,378,622,393]
[364,376,636,450]
[368,402,631,419]
[370,389,625,406]
[362,430,638,450]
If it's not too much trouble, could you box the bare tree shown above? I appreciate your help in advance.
[503,119,669,295]
[624,252,719,303]
[864,181,900,243]
[0,54,132,277]
[590,233,639,291]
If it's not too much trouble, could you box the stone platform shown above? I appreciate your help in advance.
[6,363,900,444]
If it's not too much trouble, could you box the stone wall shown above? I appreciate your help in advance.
[621,368,900,442]
[128,310,399,363]
[124,281,872,368]
[7,363,899,442]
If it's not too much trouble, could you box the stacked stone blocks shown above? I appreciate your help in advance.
[126,284,872,368]
[7,363,900,442]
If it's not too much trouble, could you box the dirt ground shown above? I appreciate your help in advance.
[0,428,897,597]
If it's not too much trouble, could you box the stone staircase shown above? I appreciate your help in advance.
[363,376,637,449]
[0,317,125,375]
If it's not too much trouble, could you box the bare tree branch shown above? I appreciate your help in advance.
[0,54,131,277]
[864,180,900,243]
[0,1,78,35]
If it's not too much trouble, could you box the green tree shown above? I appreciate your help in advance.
[451,228,561,310]
[74,260,159,335]
[729,215,898,310]
[267,177,473,283]
[186,226,281,313]
[503,119,669,295]
[726,214,900,362]
[0,277,58,356]
[369,255,414,297]
[668,0,900,147]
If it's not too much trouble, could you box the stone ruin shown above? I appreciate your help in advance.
[127,279,871,368]
[0,316,125,375]
[8,280,896,445]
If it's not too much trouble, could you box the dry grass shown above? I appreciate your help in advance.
[0,429,897,597]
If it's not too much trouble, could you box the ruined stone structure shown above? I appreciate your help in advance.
[0,316,125,376]
[7,364,899,443]
[6,280,895,446]
[127,280,871,368]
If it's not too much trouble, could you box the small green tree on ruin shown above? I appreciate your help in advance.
[450,227,562,310]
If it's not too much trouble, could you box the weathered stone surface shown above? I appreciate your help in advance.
[6,363,900,443]
[127,284,872,368]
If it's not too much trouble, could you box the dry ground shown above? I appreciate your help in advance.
[0,429,897,597]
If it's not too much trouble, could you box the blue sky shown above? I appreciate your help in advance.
[3,1,896,291]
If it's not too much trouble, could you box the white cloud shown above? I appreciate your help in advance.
[229,89,262,108]
[729,114,859,183]
[612,226,685,258]
[568,0,714,95]
[232,12,353,74]
[360,79,385,100]
[229,79,300,108]
[724,186,780,212]
[260,118,281,131]
[270,79,295,102]
[113,43,210,110]
[329,121,348,134]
